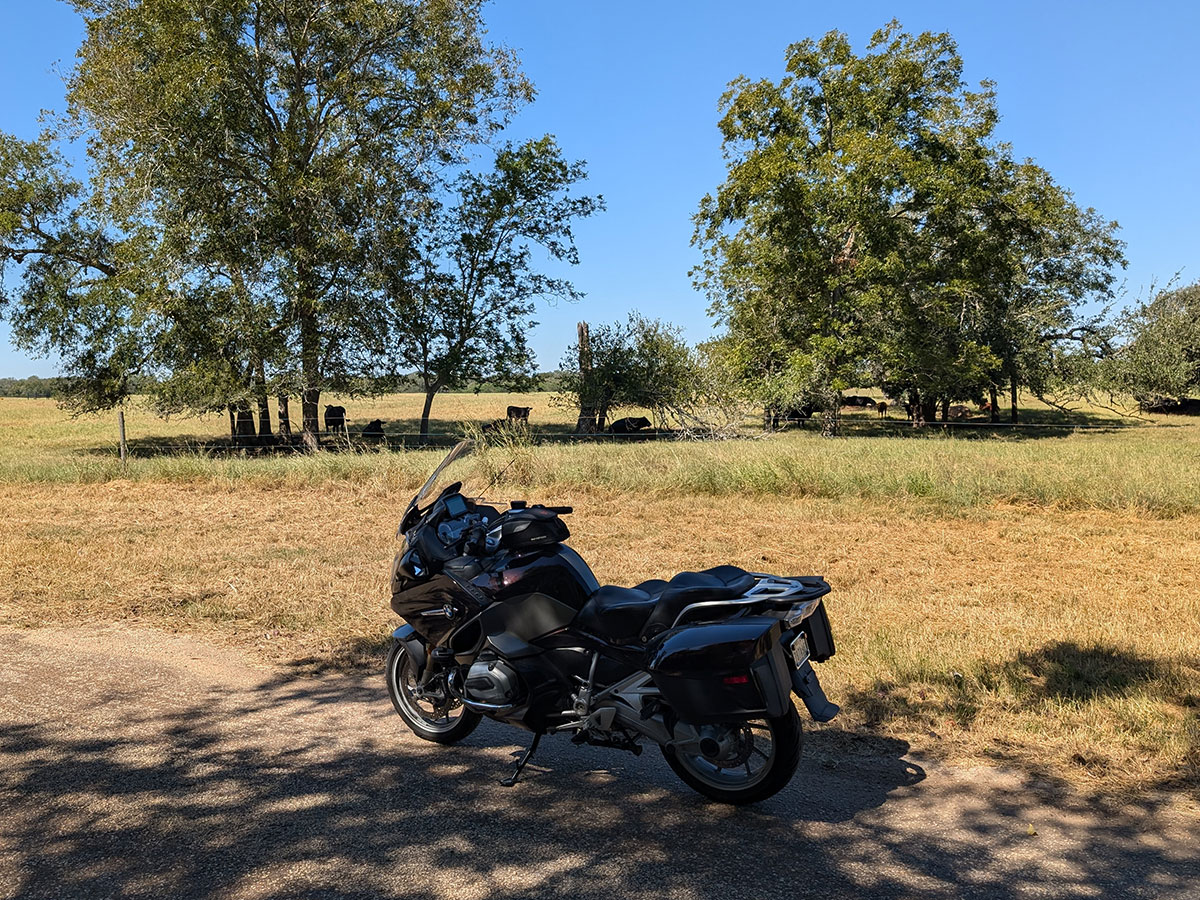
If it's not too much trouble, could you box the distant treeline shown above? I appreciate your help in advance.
[0,376,65,398]
[0,373,568,399]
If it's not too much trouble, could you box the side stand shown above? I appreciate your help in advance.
[500,732,542,787]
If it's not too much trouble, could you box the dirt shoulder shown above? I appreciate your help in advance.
[2,623,1198,900]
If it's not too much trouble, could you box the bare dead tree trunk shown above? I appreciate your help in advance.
[575,321,598,434]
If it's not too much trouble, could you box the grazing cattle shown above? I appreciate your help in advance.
[877,401,888,419]
[609,416,652,434]
[764,404,817,429]
[506,405,532,422]
[324,405,347,434]
[946,404,972,421]
[841,395,877,409]
[362,419,385,441]
[1140,397,1200,415]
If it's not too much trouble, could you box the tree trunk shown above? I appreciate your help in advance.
[940,397,950,423]
[117,408,128,469]
[254,358,272,442]
[301,389,321,451]
[989,384,1000,423]
[228,406,237,441]
[820,405,841,437]
[920,397,937,426]
[277,395,292,438]
[1010,377,1019,424]
[234,401,257,445]
[420,385,437,439]
[574,321,598,434]
[909,389,923,427]
[299,303,321,451]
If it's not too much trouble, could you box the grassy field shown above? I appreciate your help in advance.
[1,392,1197,795]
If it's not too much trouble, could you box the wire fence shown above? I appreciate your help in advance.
[106,413,1155,458]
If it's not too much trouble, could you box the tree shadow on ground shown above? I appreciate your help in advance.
[1008,640,1173,702]
[2,658,1197,900]
[842,640,1199,795]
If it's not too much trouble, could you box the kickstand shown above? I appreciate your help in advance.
[500,732,542,787]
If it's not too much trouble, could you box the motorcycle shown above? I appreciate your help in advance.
[385,440,839,804]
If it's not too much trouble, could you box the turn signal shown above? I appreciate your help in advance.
[722,674,750,685]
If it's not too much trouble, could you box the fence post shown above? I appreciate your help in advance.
[117,408,128,470]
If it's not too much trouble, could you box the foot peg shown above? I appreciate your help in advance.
[500,732,542,787]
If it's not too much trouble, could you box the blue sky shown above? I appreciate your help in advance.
[2,0,1198,377]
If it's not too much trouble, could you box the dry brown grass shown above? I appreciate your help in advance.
[2,478,1197,795]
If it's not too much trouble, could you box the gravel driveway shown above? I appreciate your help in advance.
[1,625,1197,900]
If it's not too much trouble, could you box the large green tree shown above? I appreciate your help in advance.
[48,0,530,446]
[378,136,602,437]
[694,22,1124,428]
[0,132,159,414]
[1106,281,1200,404]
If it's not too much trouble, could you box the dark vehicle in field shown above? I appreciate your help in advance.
[385,441,839,804]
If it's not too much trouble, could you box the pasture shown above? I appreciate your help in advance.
[1,392,1197,796]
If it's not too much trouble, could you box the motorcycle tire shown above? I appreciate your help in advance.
[662,704,802,805]
[386,639,481,744]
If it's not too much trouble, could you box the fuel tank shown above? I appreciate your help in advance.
[472,544,599,611]
[391,544,600,647]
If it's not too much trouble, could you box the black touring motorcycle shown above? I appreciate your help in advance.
[386,441,839,804]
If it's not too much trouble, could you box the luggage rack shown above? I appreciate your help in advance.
[671,574,830,629]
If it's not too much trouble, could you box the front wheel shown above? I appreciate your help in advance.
[386,640,481,744]
[662,705,802,805]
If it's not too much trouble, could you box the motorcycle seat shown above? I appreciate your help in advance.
[640,566,757,638]
[575,584,659,644]
[577,566,757,645]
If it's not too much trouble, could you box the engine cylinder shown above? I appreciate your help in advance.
[464,654,521,706]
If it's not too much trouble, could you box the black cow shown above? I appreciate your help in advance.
[1140,397,1200,415]
[764,404,816,429]
[324,405,347,434]
[841,395,877,408]
[506,405,532,422]
[481,418,508,434]
[609,416,652,434]
[362,419,385,441]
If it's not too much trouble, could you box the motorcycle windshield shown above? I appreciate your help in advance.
[404,439,476,519]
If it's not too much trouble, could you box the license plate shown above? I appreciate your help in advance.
[790,632,811,668]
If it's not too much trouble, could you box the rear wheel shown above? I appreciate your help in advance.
[386,640,481,744]
[662,705,802,805]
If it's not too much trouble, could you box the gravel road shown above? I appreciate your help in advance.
[1,625,1197,900]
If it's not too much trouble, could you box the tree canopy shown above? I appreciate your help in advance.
[2,0,567,444]
[379,136,602,436]
[693,22,1125,428]
[558,314,698,432]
